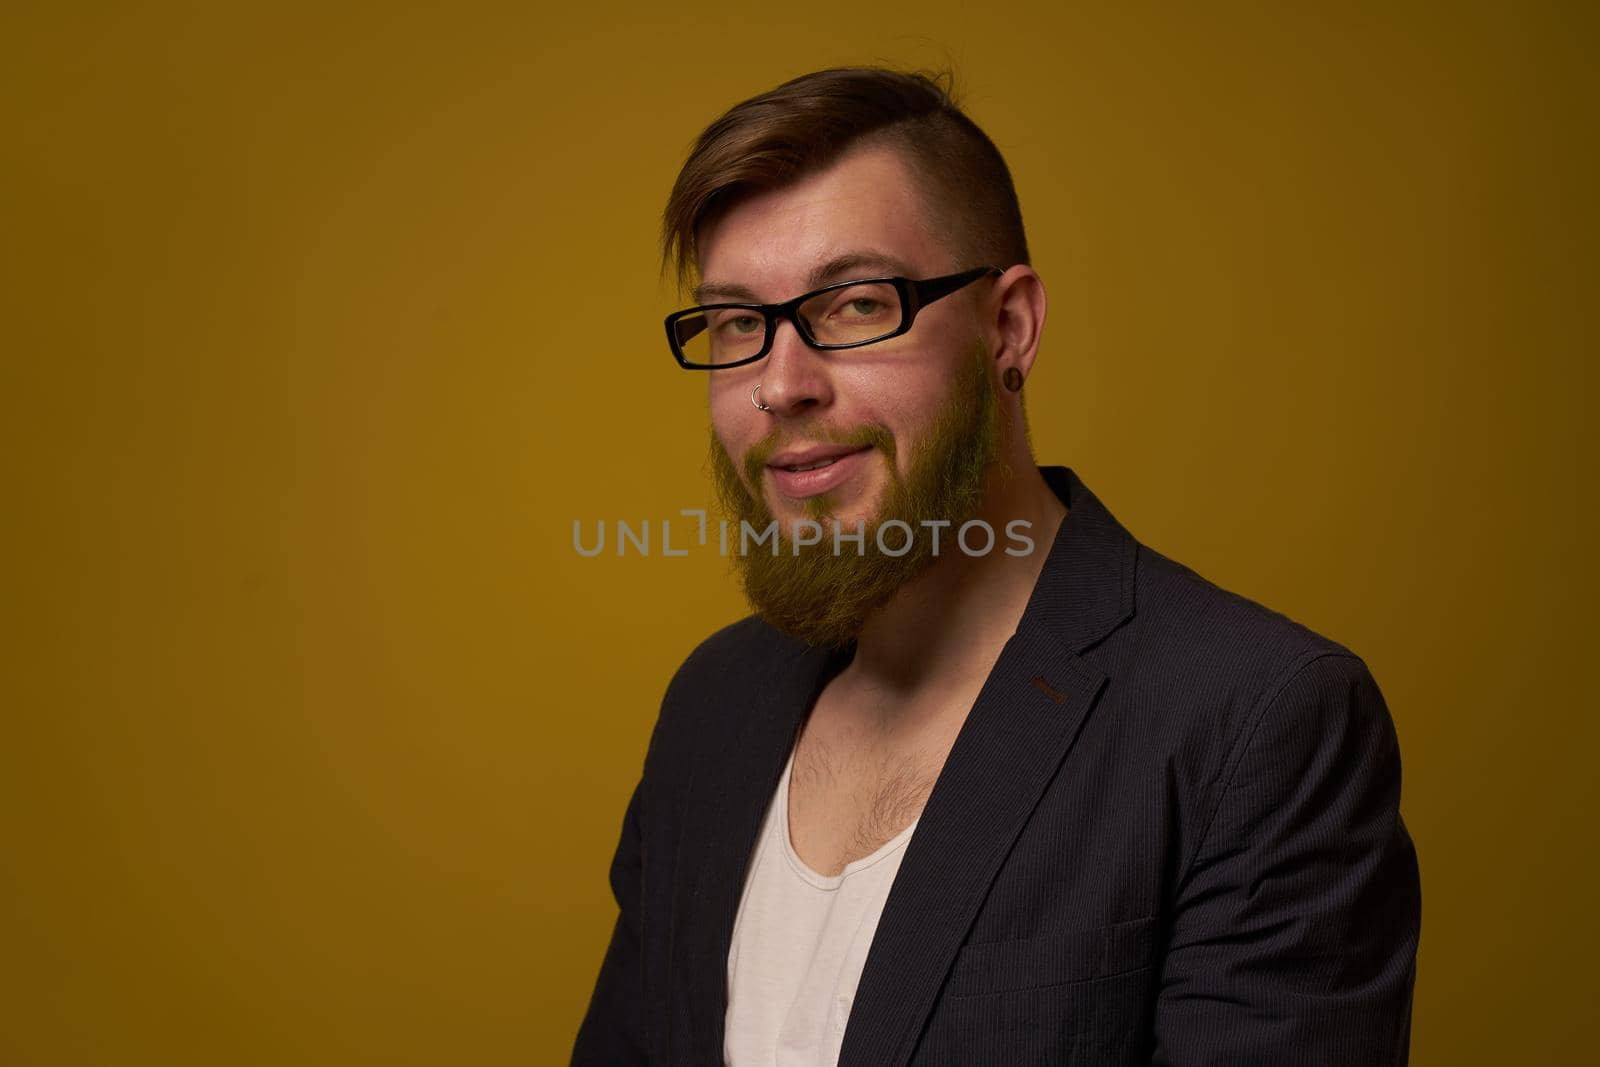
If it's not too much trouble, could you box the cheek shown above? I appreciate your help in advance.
[708,380,761,466]
[844,375,948,472]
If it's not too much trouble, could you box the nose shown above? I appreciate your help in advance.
[756,315,833,416]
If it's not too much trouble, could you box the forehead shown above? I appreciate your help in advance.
[695,142,951,302]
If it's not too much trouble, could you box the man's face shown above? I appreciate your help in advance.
[696,142,1008,646]
[698,141,991,534]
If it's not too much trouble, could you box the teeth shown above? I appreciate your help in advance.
[786,457,837,473]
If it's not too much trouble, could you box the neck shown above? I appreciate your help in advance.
[842,461,1067,701]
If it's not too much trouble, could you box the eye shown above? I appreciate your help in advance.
[846,297,882,316]
[714,313,763,336]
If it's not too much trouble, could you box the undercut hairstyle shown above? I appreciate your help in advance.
[661,66,1031,290]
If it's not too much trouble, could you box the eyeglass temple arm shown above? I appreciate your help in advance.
[672,316,708,345]
[910,266,1005,309]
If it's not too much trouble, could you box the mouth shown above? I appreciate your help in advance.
[766,443,874,500]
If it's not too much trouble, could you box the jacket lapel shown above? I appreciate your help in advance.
[669,466,1137,1066]
[838,466,1138,1066]
[835,628,1108,1065]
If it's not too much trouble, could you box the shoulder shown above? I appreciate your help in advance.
[660,613,802,708]
[1103,542,1391,779]
[1121,541,1369,697]
[1082,542,1402,867]
[640,614,803,770]
[1134,542,1358,662]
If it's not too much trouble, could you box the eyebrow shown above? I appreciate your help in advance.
[692,250,920,305]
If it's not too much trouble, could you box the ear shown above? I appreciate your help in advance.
[985,266,1048,382]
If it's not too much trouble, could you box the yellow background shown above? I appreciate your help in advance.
[2,2,1594,1063]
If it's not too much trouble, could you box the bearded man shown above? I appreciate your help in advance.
[573,67,1420,1067]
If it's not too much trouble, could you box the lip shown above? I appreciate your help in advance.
[768,442,869,468]
[766,444,873,500]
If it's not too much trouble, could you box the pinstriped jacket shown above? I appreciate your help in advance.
[573,465,1420,1065]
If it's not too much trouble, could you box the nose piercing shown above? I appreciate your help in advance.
[751,384,771,412]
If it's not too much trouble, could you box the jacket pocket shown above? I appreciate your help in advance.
[944,915,1157,999]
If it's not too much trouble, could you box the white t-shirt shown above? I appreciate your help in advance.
[724,744,920,1066]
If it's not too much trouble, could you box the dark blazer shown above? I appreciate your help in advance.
[573,466,1420,1065]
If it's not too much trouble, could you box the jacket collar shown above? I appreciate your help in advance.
[1026,465,1139,654]
[668,465,1140,1065]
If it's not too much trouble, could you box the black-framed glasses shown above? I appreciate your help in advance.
[665,265,1004,370]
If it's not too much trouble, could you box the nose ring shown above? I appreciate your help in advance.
[751,384,771,412]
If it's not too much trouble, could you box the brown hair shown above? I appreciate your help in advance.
[661,66,1030,290]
